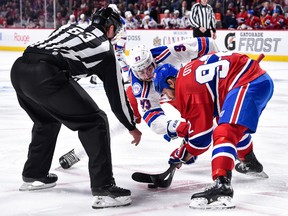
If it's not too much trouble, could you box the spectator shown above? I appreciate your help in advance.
[67,14,77,25]
[160,9,171,29]
[270,8,286,29]
[138,2,146,14]
[189,0,217,39]
[1,19,7,28]
[126,3,136,16]
[223,8,238,29]
[236,5,248,26]
[272,0,284,15]
[149,6,159,23]
[144,10,150,16]
[214,1,224,29]
[227,2,236,14]
[0,14,7,27]
[55,11,65,28]
[179,0,189,18]
[284,0,288,14]
[79,0,88,15]
[181,10,192,29]
[239,10,261,30]
[2,0,288,30]
[262,0,274,15]
[5,6,15,26]
[171,0,182,13]
[170,10,182,28]
[141,14,158,29]
[78,13,89,27]
[133,3,141,15]
[260,7,273,29]
[125,12,139,29]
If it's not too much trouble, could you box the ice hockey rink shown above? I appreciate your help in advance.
[0,51,288,216]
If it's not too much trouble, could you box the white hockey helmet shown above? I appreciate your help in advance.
[128,45,154,80]
[108,4,120,14]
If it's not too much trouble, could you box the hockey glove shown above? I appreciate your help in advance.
[164,120,189,142]
[168,143,197,166]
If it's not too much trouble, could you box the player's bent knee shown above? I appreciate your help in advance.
[213,123,247,145]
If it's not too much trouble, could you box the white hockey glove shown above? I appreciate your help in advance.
[164,120,190,142]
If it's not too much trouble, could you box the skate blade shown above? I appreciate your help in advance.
[92,195,132,209]
[246,171,269,178]
[189,196,235,210]
[19,181,56,191]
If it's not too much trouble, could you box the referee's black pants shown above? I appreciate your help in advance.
[193,28,212,38]
[10,53,114,189]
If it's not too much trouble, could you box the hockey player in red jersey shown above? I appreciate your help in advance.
[260,8,273,29]
[153,52,274,209]
[270,8,286,29]
[239,10,261,29]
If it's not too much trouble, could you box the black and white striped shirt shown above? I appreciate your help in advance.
[189,3,216,32]
[28,23,114,78]
[26,23,136,131]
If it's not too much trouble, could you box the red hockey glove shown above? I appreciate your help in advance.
[169,143,197,166]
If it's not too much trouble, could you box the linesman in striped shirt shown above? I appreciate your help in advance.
[10,7,142,209]
[189,0,217,39]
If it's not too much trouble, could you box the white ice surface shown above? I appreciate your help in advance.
[0,51,288,216]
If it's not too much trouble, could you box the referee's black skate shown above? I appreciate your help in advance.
[92,184,131,209]
[235,151,268,178]
[19,173,58,191]
[189,176,235,209]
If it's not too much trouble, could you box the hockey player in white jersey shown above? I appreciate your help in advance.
[128,37,219,138]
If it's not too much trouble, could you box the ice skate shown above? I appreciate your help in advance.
[189,176,235,209]
[19,173,58,191]
[235,151,268,178]
[91,184,131,209]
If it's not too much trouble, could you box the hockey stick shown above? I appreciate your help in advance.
[131,163,179,188]
[256,53,265,63]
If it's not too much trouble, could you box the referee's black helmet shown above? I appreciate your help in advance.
[91,7,122,38]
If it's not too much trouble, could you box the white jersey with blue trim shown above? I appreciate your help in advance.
[111,17,129,77]
[152,37,219,69]
[131,37,219,135]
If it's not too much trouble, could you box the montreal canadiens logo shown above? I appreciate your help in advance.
[132,82,142,95]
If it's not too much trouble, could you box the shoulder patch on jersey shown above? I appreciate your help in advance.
[132,82,142,96]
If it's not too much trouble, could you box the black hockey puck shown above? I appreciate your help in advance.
[148,183,158,189]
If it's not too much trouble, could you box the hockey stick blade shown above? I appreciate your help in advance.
[131,163,178,188]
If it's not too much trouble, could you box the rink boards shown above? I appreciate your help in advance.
[0,28,287,62]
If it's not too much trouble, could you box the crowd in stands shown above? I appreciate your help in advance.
[0,0,288,30]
